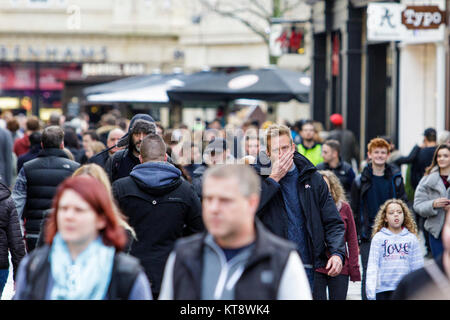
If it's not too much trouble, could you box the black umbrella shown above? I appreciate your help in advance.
[167,67,310,103]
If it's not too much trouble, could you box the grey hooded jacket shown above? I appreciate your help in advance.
[413,166,450,239]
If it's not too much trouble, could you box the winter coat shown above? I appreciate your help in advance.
[21,148,79,240]
[112,161,204,297]
[413,166,450,239]
[351,163,407,242]
[366,227,423,300]
[316,201,360,281]
[254,151,346,269]
[0,182,26,280]
[0,127,13,187]
[316,159,355,197]
[191,164,208,198]
[162,220,310,300]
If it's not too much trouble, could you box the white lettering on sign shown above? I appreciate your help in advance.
[402,6,446,30]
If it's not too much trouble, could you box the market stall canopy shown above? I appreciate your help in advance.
[166,67,310,103]
[84,71,222,103]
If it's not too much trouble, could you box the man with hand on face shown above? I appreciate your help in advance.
[158,164,312,300]
[351,137,407,300]
[255,124,345,293]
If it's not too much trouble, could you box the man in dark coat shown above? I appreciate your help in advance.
[17,131,42,173]
[104,114,155,182]
[255,124,346,291]
[0,181,26,296]
[11,126,79,252]
[112,134,204,299]
[351,137,407,300]
[317,139,355,200]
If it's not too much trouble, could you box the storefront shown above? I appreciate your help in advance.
[310,0,397,159]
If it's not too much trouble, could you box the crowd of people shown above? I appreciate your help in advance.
[0,107,449,301]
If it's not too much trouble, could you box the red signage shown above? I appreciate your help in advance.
[0,66,81,90]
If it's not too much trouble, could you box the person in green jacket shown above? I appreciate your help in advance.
[297,120,324,166]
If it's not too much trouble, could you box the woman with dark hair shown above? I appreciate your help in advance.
[14,175,152,300]
[414,143,450,259]
[63,127,83,163]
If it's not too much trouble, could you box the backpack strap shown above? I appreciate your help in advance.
[107,253,144,300]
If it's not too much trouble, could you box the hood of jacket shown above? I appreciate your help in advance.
[130,161,182,195]
[0,182,10,202]
[192,164,208,178]
[379,227,410,237]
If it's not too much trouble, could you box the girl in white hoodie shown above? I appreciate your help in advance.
[366,199,424,300]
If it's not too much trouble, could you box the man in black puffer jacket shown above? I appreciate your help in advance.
[113,134,204,299]
[0,182,26,296]
[11,126,79,252]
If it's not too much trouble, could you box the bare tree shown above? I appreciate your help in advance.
[197,0,306,64]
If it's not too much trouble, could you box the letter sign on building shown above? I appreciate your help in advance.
[402,6,446,30]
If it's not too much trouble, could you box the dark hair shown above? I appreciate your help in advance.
[29,131,42,146]
[63,127,80,149]
[424,143,450,176]
[323,139,341,154]
[26,116,40,131]
[300,119,315,131]
[83,130,99,141]
[42,126,64,149]
[424,128,437,142]
[45,176,127,251]
[140,134,166,162]
[6,119,19,132]
[48,113,61,126]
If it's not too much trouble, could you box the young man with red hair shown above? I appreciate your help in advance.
[351,137,408,300]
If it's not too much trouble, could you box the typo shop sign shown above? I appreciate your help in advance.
[402,6,446,30]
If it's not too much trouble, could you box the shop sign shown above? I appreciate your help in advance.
[0,45,108,62]
[81,63,146,77]
[367,2,445,43]
[402,6,446,30]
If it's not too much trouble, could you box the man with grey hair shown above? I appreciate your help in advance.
[112,133,204,299]
[12,125,79,251]
[159,164,312,300]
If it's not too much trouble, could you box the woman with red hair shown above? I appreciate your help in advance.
[13,175,152,300]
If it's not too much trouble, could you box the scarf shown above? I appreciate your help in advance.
[49,233,115,300]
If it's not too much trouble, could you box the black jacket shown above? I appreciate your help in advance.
[254,151,346,269]
[171,220,296,300]
[191,164,208,198]
[112,162,204,297]
[0,182,26,280]
[22,148,80,238]
[316,159,355,197]
[17,145,41,173]
[350,163,407,242]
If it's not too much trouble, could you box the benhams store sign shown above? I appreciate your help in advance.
[367,2,446,42]
[0,45,108,62]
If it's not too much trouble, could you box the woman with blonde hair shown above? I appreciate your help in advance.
[72,163,136,249]
[366,199,423,300]
[314,170,360,300]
